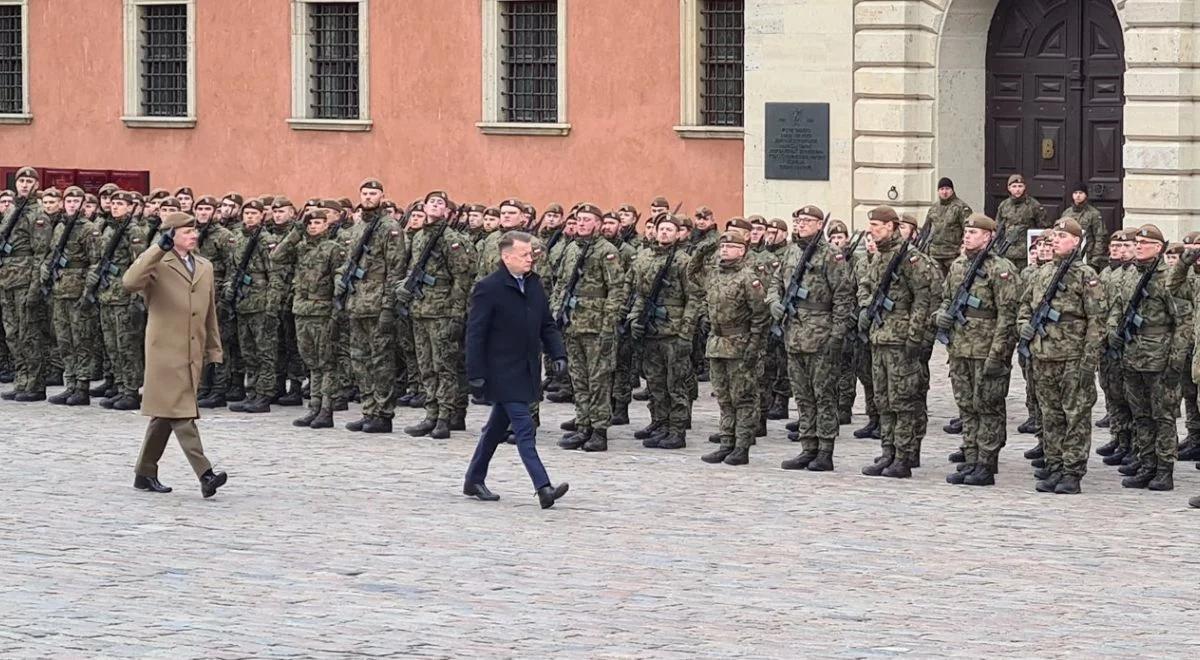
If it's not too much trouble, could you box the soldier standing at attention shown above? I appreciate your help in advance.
[1061,182,1108,270]
[857,206,937,478]
[601,210,637,427]
[224,199,282,414]
[1095,230,1135,461]
[44,186,96,406]
[1167,232,1200,462]
[828,220,861,426]
[701,231,770,465]
[934,214,1019,486]
[0,167,43,400]
[1109,225,1180,491]
[773,204,855,472]
[1017,219,1103,494]
[995,174,1049,271]
[194,197,237,408]
[924,177,973,276]
[269,197,304,406]
[897,212,943,466]
[87,191,147,411]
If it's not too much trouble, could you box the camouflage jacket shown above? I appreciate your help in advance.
[42,212,94,300]
[90,217,147,306]
[687,228,719,260]
[1107,258,1179,373]
[0,196,43,290]
[1017,256,1105,362]
[704,257,770,359]
[771,238,855,354]
[626,244,698,340]
[267,221,300,299]
[925,195,973,262]
[404,221,473,320]
[225,224,285,315]
[1166,260,1200,349]
[289,233,345,317]
[336,211,408,319]
[195,223,236,284]
[1061,203,1108,270]
[996,195,1049,263]
[856,236,937,347]
[936,250,1019,360]
[551,236,624,336]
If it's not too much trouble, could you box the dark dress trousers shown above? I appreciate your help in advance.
[464,267,566,489]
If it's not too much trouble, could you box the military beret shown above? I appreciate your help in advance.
[63,186,85,199]
[338,197,353,209]
[128,191,144,203]
[259,195,276,208]
[111,191,135,203]
[148,188,170,201]
[651,196,669,208]
[1166,242,1184,255]
[546,203,563,214]
[522,203,537,218]
[14,166,38,181]
[468,203,486,214]
[827,219,849,236]
[899,213,919,228]
[1135,224,1165,243]
[694,206,713,219]
[273,196,295,209]
[194,195,218,209]
[719,230,748,246]
[963,213,996,232]
[655,213,680,228]
[498,198,523,211]
[1183,231,1200,245]
[158,196,181,211]
[1007,174,1025,186]
[98,183,120,196]
[0,189,14,199]
[304,198,319,208]
[83,193,98,204]
[748,214,767,226]
[868,205,899,224]
[41,187,62,200]
[242,199,265,213]
[425,190,449,203]
[483,207,501,219]
[575,203,603,219]
[726,217,752,233]
[602,210,619,221]
[1110,228,1130,242]
[1053,218,1083,238]
[767,218,788,232]
[223,192,243,207]
[674,214,693,229]
[319,199,343,212]
[937,177,954,190]
[160,211,197,231]
[793,204,823,220]
[360,178,385,191]
[174,186,194,197]
[617,204,638,216]
[381,200,398,211]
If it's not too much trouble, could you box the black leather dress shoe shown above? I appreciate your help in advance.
[537,482,569,509]
[200,469,228,498]
[133,475,172,493]
[463,483,500,501]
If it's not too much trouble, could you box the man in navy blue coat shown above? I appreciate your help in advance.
[464,231,571,509]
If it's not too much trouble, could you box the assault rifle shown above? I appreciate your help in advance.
[0,194,33,268]
[1106,252,1164,360]
[40,211,82,297]
[334,211,384,311]
[845,230,866,258]
[621,243,678,337]
[991,220,1017,258]
[1017,244,1082,358]
[857,235,914,343]
[936,232,1001,345]
[555,240,594,330]
[82,218,132,305]
[224,223,266,314]
[771,213,831,338]
[397,217,450,317]
[144,216,163,246]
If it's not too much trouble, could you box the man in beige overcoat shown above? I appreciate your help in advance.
[122,211,228,498]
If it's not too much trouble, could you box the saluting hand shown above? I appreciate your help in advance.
[158,228,175,252]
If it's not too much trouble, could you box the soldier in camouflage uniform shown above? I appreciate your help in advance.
[554,204,624,451]
[701,231,770,465]
[828,221,861,426]
[772,204,855,472]
[544,212,579,403]
[1167,232,1200,461]
[995,173,1050,271]
[934,214,1019,486]
[192,197,237,408]
[476,200,527,284]
[395,202,424,408]
[1108,224,1181,491]
[0,190,13,383]
[1094,230,1135,461]
[0,168,45,400]
[396,191,473,439]
[925,177,973,276]
[43,186,96,406]
[1017,238,1052,438]
[687,207,719,383]
[1017,218,1104,494]
[896,213,943,466]
[856,206,937,478]
[602,211,638,426]
[269,197,304,406]
[850,234,882,440]
[626,214,699,451]
[224,199,284,414]
[1060,182,1108,270]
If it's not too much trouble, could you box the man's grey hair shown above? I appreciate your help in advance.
[499,230,534,254]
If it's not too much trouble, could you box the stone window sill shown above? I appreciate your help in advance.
[476,121,571,137]
[287,118,373,132]
[122,116,197,129]
[674,125,744,139]
[0,113,32,125]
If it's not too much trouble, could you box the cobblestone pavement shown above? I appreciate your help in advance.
[2,348,1198,658]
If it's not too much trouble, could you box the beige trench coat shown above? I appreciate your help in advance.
[122,245,223,418]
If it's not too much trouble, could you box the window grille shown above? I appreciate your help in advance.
[308,2,360,120]
[700,0,743,127]
[501,1,557,123]
[0,4,24,114]
[139,3,189,117]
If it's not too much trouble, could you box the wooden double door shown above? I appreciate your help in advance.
[985,0,1124,228]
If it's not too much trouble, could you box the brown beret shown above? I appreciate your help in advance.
[726,217,752,233]
[223,192,243,207]
[748,214,767,226]
[484,207,501,219]
[148,188,169,201]
[546,203,563,214]
[1053,218,1083,238]
[1135,224,1165,243]
[304,198,319,208]
[174,186,194,197]
[900,213,919,228]
[498,198,522,211]
[273,196,295,209]
[1110,229,1130,242]
[767,218,788,232]
[319,199,343,212]
[158,196,181,211]
[655,213,681,228]
[337,197,353,209]
[259,195,276,208]
[99,183,120,196]
[827,219,849,236]
[1166,242,1184,255]
[575,203,603,218]
[41,187,62,200]
[83,193,98,204]
[0,189,12,199]
[522,203,537,218]
[868,205,899,224]
[160,211,197,230]
[793,205,823,220]
[1183,231,1200,245]
[360,178,385,192]
[242,199,265,213]
[425,190,449,203]
[194,196,218,209]
[719,230,748,246]
[111,191,135,203]
[963,213,996,232]
[128,191,143,203]
[64,185,85,199]
[651,196,669,208]
[14,166,38,181]
[694,206,713,219]
[617,204,638,216]
[1007,174,1025,186]
[674,214,692,229]
[468,203,486,214]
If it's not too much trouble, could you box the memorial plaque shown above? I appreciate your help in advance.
[764,102,830,181]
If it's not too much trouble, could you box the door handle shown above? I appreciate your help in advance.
[1041,138,1055,160]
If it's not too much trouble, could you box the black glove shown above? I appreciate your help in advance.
[698,317,711,337]
[552,358,568,377]
[1107,330,1124,352]
[982,357,1007,378]
[857,309,872,334]
[158,228,175,252]
[630,321,646,341]
[468,378,486,398]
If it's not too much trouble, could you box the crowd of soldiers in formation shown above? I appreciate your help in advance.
[1,166,1199,507]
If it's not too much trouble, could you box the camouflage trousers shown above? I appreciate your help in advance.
[216,307,240,395]
[52,297,96,389]
[609,334,635,414]
[276,306,305,382]
[333,317,352,401]
[787,347,839,452]
[295,314,334,411]
[1183,370,1200,437]
[1098,355,1129,436]
[0,286,43,392]
[413,317,461,421]
[1124,369,1177,469]
[1019,354,1041,426]
[348,315,396,419]
[839,340,876,419]
[711,356,757,449]
[394,314,420,396]
[870,345,924,462]
[99,303,144,397]
[86,306,104,381]
[237,310,278,399]
[1032,358,1096,478]
[643,336,691,433]
[761,338,788,413]
[566,332,615,430]
[948,357,1009,465]
[0,305,10,372]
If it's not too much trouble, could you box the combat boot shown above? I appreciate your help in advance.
[98,394,118,409]
[14,391,46,402]
[1147,464,1175,491]
[1017,417,1040,434]
[1030,457,1046,469]
[396,392,414,407]
[609,405,629,426]
[881,457,912,478]
[853,418,879,439]
[943,417,963,434]
[1121,451,1138,466]
[766,395,788,420]
[0,388,20,400]
[1033,466,1053,480]
[723,446,749,465]
[65,390,90,406]
[293,409,319,427]
[48,387,75,405]
[708,432,723,444]
[1103,442,1129,466]
[1054,474,1082,494]
[1035,472,1062,493]
[346,416,370,432]
[560,418,578,432]
[1023,442,1044,460]
[277,380,304,406]
[364,417,394,434]
[632,387,650,401]
[89,377,113,397]
[429,419,450,439]
[45,372,63,387]
[225,380,246,402]
[1121,464,1155,489]
[111,393,139,410]
[582,428,609,452]
[806,449,834,472]
[1095,414,1111,429]
[656,430,686,450]
[242,396,271,414]
[1095,437,1121,457]
[1190,495,1200,508]
[946,465,973,484]
[103,382,119,398]
[1178,439,1200,461]
[633,421,663,440]
[948,448,966,463]
[963,463,994,486]
[402,417,435,436]
[559,428,589,450]
[787,431,800,442]
[1118,460,1142,476]
[702,447,734,463]
[449,410,466,431]
[781,447,818,470]
[862,449,894,476]
[309,409,334,429]
[407,393,426,408]
[198,392,226,408]
[546,389,574,404]
[786,419,800,433]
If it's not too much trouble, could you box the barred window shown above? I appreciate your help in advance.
[139,3,188,117]
[307,2,360,120]
[700,0,743,127]
[500,1,557,124]
[0,3,22,114]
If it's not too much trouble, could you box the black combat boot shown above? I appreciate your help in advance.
[559,428,589,450]
[429,419,450,439]
[656,430,686,450]
[1095,437,1121,457]
[806,449,834,472]
[364,417,394,434]
[947,464,973,484]
[198,391,226,408]
[881,457,912,479]
[449,410,466,431]
[702,447,734,464]
[89,377,113,397]
[111,393,138,410]
[346,416,370,432]
[963,462,994,486]
[227,392,253,412]
[948,448,966,463]
[787,431,800,442]
[546,389,574,403]
[48,386,74,405]
[200,468,228,499]
[225,378,246,402]
[396,392,413,406]
[1018,417,1040,434]
[862,449,894,476]
[766,395,788,420]
[1095,414,1111,429]
[560,418,578,432]
[1147,464,1175,491]
[786,419,800,433]
[609,405,629,426]
[293,409,319,427]
[1030,457,1046,469]
[65,390,90,406]
[1121,463,1155,489]
[723,446,749,465]
[1118,460,1142,476]
[401,417,435,436]
[0,389,18,401]
[1033,466,1053,480]
[407,393,426,408]
[1023,442,1044,460]
[943,417,963,434]
[708,432,723,444]
[1178,438,1200,461]
[309,408,334,429]
[242,396,271,414]
[1054,474,1082,494]
[781,447,818,470]
[1103,434,1130,465]
[838,410,852,425]
[582,428,609,452]
[277,380,303,406]
[853,418,879,439]
[98,394,118,408]
[633,421,663,440]
[1035,471,1062,492]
